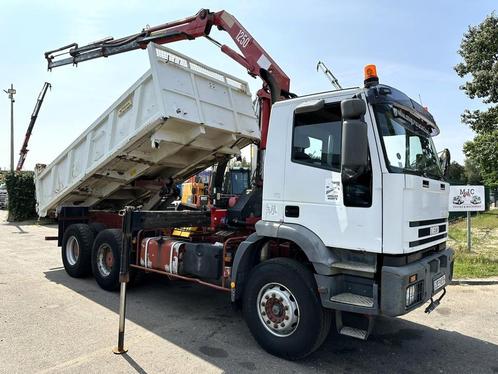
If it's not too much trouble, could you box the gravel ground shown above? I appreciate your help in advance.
[1,210,497,374]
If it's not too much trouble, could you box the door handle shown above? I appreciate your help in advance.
[285,205,299,218]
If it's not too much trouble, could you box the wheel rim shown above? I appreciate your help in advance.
[66,236,80,266]
[257,282,300,337]
[96,243,113,277]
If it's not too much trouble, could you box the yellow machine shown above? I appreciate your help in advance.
[181,178,209,209]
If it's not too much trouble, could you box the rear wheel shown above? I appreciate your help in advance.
[89,222,106,237]
[92,229,122,291]
[243,258,331,360]
[61,224,94,278]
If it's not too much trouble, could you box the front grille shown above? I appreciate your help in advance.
[409,218,447,227]
[383,243,444,267]
[418,224,447,238]
[409,233,447,248]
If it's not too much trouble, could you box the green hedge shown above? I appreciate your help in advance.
[5,171,37,221]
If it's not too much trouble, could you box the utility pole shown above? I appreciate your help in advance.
[4,84,16,172]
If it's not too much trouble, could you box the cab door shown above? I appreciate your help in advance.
[282,96,383,253]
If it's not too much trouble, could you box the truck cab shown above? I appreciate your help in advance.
[258,75,453,321]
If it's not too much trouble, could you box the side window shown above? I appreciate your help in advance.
[408,136,423,167]
[384,135,406,168]
[292,104,342,171]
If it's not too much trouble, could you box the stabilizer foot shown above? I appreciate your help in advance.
[112,346,128,355]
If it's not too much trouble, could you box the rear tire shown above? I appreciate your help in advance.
[89,222,106,237]
[91,229,122,291]
[61,224,94,278]
[243,258,331,360]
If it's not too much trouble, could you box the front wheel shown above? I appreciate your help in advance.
[243,258,331,360]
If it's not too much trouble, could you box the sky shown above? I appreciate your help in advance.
[0,0,495,170]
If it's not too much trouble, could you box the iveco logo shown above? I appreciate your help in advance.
[430,226,440,235]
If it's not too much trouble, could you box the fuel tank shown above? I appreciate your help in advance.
[139,237,184,274]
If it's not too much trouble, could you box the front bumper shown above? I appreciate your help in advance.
[380,247,454,317]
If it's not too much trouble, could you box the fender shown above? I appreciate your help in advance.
[231,233,264,302]
[230,221,337,302]
[255,221,337,275]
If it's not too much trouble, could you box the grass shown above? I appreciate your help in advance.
[448,209,498,279]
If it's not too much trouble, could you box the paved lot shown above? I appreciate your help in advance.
[1,210,498,374]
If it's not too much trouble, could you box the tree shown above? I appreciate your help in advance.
[5,172,37,221]
[446,159,484,186]
[455,13,498,188]
[463,130,498,188]
[464,158,484,185]
[447,161,466,185]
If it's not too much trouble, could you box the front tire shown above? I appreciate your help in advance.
[243,258,331,360]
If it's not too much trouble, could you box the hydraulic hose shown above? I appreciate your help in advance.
[260,68,280,104]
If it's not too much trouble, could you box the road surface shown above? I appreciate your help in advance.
[0,211,497,373]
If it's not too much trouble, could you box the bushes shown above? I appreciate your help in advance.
[5,171,37,221]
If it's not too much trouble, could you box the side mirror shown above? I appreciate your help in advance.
[341,98,368,179]
[439,148,451,178]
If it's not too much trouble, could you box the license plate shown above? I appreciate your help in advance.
[430,225,440,235]
[433,274,446,292]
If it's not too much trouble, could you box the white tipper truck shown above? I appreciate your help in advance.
[39,9,454,360]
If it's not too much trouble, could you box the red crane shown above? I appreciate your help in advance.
[44,9,294,153]
[16,82,51,171]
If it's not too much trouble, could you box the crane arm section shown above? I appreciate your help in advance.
[16,82,51,171]
[44,9,290,95]
[45,9,294,153]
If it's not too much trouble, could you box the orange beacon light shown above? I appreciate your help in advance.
[364,64,379,88]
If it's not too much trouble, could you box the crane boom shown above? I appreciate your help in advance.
[316,61,342,90]
[16,82,51,171]
[44,9,293,152]
[45,9,290,95]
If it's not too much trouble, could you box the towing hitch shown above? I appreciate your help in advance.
[424,288,446,314]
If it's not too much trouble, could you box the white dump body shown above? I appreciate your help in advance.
[35,44,259,217]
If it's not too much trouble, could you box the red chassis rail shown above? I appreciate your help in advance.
[44,9,293,150]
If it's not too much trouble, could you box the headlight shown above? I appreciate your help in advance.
[406,281,424,307]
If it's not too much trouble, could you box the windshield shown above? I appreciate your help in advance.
[373,104,443,180]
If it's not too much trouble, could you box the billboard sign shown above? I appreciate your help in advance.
[448,185,485,212]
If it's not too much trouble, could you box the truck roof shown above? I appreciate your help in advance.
[272,87,362,109]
